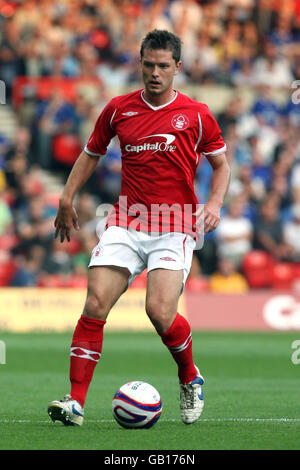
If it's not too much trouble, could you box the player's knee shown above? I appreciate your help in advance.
[146,299,175,333]
[83,293,109,321]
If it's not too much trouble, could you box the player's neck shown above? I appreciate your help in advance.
[143,88,177,108]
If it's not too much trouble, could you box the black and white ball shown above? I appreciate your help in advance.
[112,381,162,429]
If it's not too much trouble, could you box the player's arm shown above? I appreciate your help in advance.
[54,150,101,242]
[204,152,230,233]
[194,153,230,234]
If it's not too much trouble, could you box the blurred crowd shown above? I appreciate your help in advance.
[0,0,300,292]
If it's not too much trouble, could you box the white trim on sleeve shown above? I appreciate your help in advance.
[203,144,227,156]
[84,145,105,158]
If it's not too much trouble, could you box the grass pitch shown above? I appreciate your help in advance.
[0,330,299,450]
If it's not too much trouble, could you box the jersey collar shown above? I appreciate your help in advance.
[140,89,178,111]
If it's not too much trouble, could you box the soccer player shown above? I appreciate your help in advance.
[48,29,230,426]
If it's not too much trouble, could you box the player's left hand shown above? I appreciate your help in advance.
[193,201,221,234]
[54,201,80,243]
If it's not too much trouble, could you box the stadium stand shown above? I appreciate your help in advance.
[0,0,299,291]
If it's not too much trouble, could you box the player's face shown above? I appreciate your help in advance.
[141,48,181,99]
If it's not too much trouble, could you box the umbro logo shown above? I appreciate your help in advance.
[122,111,139,116]
[160,257,176,262]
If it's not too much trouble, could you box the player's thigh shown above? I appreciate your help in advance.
[145,268,183,332]
[83,265,130,321]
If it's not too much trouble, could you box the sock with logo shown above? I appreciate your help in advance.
[160,313,197,385]
[69,314,105,407]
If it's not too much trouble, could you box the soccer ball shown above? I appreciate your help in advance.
[112,381,162,429]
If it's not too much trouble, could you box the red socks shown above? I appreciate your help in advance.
[160,313,197,385]
[70,314,105,407]
[69,312,196,407]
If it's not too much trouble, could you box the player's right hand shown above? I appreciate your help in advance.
[54,201,80,243]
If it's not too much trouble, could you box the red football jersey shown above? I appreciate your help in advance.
[85,89,226,235]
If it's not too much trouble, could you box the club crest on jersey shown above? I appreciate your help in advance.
[171,114,189,131]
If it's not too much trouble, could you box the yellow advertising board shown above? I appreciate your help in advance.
[0,288,186,332]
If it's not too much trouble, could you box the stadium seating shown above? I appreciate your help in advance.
[0,260,18,286]
[52,134,82,166]
[185,275,209,293]
[0,234,20,251]
[37,274,67,288]
[2,1,299,294]
[293,263,300,280]
[270,262,295,290]
[242,250,274,288]
[63,237,82,256]
[65,275,88,288]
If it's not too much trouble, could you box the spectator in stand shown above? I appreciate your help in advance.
[253,194,292,261]
[77,43,101,80]
[267,14,296,50]
[282,187,300,223]
[4,137,27,177]
[232,59,256,87]
[0,192,13,235]
[143,0,173,36]
[0,17,25,102]
[281,98,300,128]
[169,0,203,69]
[42,237,73,277]
[250,135,273,189]
[97,56,131,90]
[269,173,291,212]
[212,55,235,86]
[291,163,300,193]
[13,193,55,256]
[217,96,244,138]
[79,101,107,149]
[252,40,294,89]
[34,88,77,169]
[187,31,219,83]
[193,230,218,277]
[74,192,98,228]
[42,36,80,78]
[72,231,99,276]
[70,92,95,138]
[97,138,122,204]
[282,204,300,262]
[209,257,249,294]
[4,151,29,211]
[0,0,299,291]
[5,126,33,165]
[11,244,46,287]
[251,84,281,128]
[215,195,253,268]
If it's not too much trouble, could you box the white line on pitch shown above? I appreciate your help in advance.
[0,418,300,424]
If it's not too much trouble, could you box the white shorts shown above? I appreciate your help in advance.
[89,226,196,289]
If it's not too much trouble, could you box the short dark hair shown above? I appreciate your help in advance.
[140,29,182,63]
